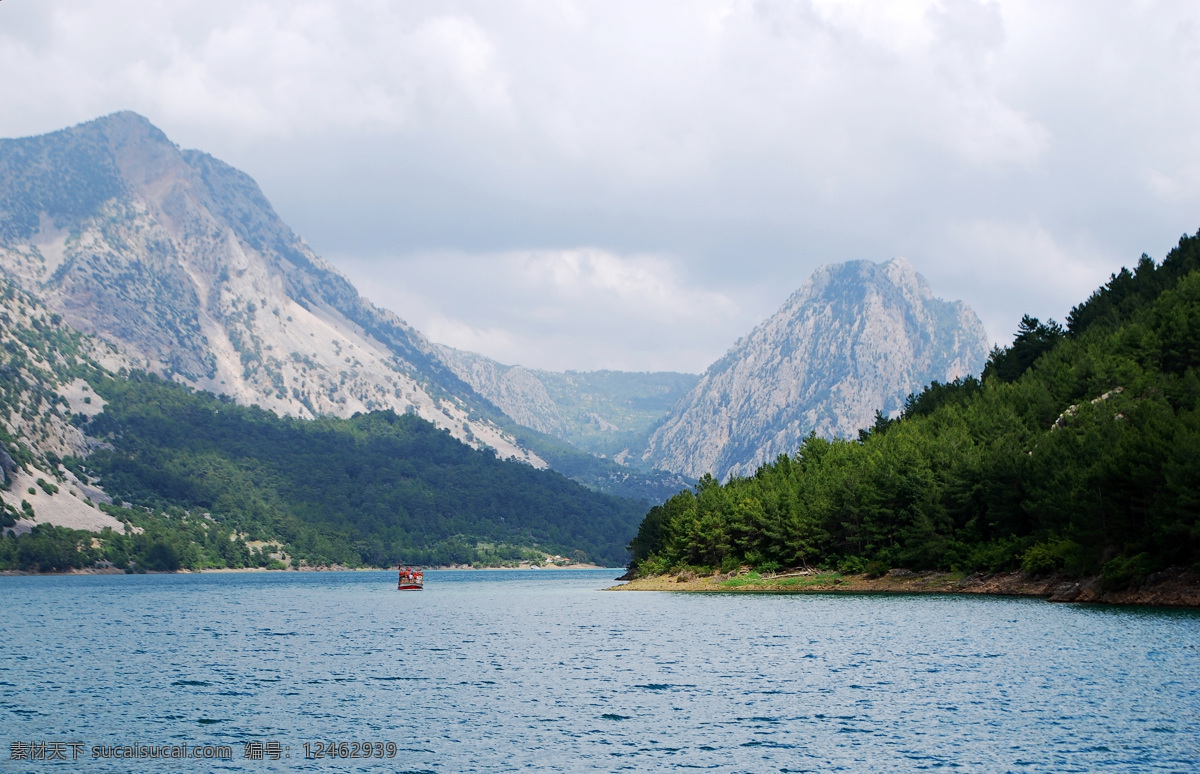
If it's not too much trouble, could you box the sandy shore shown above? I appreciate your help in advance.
[609,568,1200,608]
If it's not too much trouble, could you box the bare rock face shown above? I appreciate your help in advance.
[434,346,568,437]
[0,112,542,467]
[641,258,989,480]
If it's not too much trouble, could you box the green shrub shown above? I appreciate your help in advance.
[1021,539,1085,576]
[837,555,868,574]
[966,536,1033,573]
[632,553,671,577]
[864,559,890,579]
[720,570,762,587]
[1101,553,1152,590]
[140,541,182,572]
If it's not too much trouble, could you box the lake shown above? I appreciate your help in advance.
[1,569,1197,772]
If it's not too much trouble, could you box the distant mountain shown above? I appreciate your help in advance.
[641,258,990,480]
[434,345,697,462]
[436,259,988,485]
[0,111,539,465]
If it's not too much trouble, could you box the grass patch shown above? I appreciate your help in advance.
[774,573,842,587]
[719,571,842,589]
[719,571,762,587]
[921,571,965,587]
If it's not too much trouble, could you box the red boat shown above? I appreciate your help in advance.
[397,565,424,590]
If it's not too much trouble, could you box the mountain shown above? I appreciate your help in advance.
[0,112,693,507]
[626,232,1200,589]
[435,260,988,485]
[0,114,987,500]
[434,345,698,462]
[0,276,645,569]
[641,258,990,480]
[0,111,540,466]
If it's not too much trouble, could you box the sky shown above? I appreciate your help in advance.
[2,0,1199,373]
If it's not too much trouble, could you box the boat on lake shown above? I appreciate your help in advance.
[398,566,424,590]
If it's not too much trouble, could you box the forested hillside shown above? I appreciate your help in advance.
[627,232,1200,588]
[74,373,646,568]
[0,279,126,529]
[0,279,647,571]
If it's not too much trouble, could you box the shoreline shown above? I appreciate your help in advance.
[0,563,609,577]
[608,568,1200,608]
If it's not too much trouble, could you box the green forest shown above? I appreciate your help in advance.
[0,272,649,572]
[89,374,647,567]
[1,373,646,571]
[627,232,1200,588]
[5,231,1199,580]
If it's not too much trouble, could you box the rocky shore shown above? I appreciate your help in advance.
[609,567,1200,607]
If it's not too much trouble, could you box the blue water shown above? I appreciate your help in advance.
[1,569,1197,772]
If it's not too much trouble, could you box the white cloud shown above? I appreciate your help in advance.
[0,2,516,138]
[336,249,744,372]
[935,219,1115,345]
[3,0,1200,371]
[516,249,739,322]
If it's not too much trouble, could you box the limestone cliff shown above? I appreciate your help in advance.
[433,347,569,438]
[641,258,989,480]
[0,112,541,466]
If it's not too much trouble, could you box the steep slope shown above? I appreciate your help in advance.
[0,276,647,569]
[84,374,646,567]
[435,344,698,462]
[0,278,128,535]
[536,369,699,461]
[0,112,539,466]
[434,347,569,437]
[642,258,989,480]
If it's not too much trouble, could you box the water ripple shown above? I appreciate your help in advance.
[1,569,1198,772]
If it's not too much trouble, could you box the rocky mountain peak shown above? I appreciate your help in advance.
[0,112,542,466]
[641,257,989,480]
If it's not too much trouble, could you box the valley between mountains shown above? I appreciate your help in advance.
[1,113,1197,605]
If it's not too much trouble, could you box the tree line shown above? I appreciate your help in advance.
[627,232,1200,588]
[64,374,643,568]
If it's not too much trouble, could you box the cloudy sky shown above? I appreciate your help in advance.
[3,1,1199,372]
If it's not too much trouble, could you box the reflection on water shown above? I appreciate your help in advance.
[1,569,1198,771]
